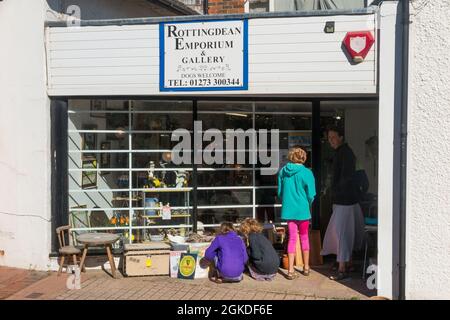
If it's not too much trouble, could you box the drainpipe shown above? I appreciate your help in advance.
[203,0,208,14]
[399,0,409,300]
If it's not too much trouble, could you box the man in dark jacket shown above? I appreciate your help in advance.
[320,126,365,280]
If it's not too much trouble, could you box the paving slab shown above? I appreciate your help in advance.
[1,264,375,300]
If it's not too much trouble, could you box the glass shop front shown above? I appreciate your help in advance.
[67,98,378,251]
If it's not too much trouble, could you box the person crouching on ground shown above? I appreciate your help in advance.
[239,218,279,281]
[202,222,248,283]
[278,146,316,280]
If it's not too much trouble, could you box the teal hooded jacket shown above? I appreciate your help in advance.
[277,163,316,221]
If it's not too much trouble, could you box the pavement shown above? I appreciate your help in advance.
[1,263,376,300]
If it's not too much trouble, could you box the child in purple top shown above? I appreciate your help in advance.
[203,222,248,283]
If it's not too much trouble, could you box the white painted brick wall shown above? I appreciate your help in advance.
[406,0,450,299]
[0,0,52,270]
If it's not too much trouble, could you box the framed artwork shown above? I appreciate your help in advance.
[104,100,129,110]
[288,132,312,149]
[69,205,89,245]
[69,205,89,229]
[90,100,107,118]
[82,124,97,160]
[100,141,111,174]
[82,156,98,189]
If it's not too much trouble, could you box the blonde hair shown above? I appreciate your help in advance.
[239,218,263,236]
[219,222,235,235]
[288,146,307,164]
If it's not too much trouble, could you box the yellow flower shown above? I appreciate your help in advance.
[124,232,135,241]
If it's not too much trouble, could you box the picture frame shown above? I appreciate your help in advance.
[69,205,89,246]
[100,141,111,174]
[103,100,129,111]
[90,100,107,118]
[288,132,312,149]
[69,205,90,229]
[81,156,98,189]
[82,124,97,159]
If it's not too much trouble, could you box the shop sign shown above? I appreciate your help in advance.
[160,19,248,91]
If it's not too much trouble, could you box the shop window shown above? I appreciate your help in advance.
[68,100,194,244]
[67,99,313,244]
[197,101,312,225]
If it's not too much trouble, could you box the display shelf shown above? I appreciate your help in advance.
[142,188,192,192]
[142,214,191,219]
[112,197,142,201]
[141,188,191,236]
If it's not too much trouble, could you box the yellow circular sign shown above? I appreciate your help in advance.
[179,255,196,277]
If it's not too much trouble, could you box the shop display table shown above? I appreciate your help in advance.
[77,233,120,278]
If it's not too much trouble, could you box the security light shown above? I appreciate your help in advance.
[324,21,335,33]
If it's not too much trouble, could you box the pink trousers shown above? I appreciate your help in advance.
[287,220,310,254]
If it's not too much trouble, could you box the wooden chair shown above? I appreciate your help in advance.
[56,225,81,275]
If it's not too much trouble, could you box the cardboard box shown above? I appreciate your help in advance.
[123,242,170,276]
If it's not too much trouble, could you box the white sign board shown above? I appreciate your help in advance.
[160,20,248,91]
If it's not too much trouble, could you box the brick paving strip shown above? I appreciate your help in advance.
[2,266,372,301]
[0,267,50,300]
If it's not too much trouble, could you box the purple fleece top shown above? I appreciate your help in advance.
[204,231,248,279]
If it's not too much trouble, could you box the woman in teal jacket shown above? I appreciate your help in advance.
[278,147,316,279]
